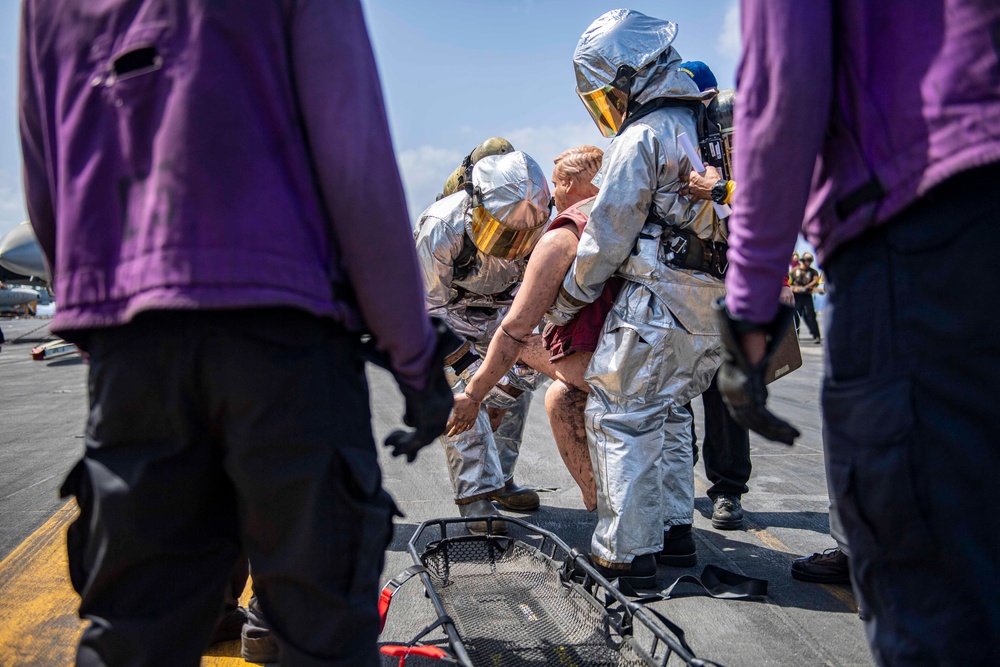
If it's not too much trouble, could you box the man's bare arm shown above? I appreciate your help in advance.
[446,227,579,436]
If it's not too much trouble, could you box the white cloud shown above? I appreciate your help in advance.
[397,145,465,224]
[717,1,741,60]
[397,121,610,226]
[502,121,610,184]
[0,180,27,240]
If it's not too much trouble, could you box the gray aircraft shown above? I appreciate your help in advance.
[0,221,52,312]
[0,285,40,310]
[0,221,48,286]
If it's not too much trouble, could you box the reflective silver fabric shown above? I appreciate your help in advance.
[555,52,726,564]
[440,371,506,502]
[471,151,551,233]
[415,191,526,344]
[494,390,532,481]
[574,9,678,96]
[585,284,722,564]
[416,191,539,501]
[553,85,726,321]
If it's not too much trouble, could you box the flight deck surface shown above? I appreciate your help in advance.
[0,316,872,666]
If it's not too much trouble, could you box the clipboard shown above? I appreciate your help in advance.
[764,323,802,384]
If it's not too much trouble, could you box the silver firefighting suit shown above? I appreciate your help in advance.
[415,152,550,503]
[551,12,725,565]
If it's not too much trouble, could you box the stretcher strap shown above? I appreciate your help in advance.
[378,565,427,633]
[380,615,458,666]
[380,644,452,665]
[618,563,768,600]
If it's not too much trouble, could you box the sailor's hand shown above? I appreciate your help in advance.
[446,392,481,437]
[779,285,795,307]
[385,317,458,462]
[714,299,800,446]
[683,165,723,200]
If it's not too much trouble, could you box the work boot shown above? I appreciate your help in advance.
[241,596,280,664]
[658,524,697,567]
[711,494,745,530]
[488,478,540,511]
[209,605,247,645]
[590,553,658,590]
[790,547,850,584]
[458,498,508,535]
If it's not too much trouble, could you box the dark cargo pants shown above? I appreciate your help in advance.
[695,373,752,499]
[822,164,1000,665]
[63,310,396,667]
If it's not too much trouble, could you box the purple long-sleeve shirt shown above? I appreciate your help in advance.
[19,0,434,388]
[726,0,1000,323]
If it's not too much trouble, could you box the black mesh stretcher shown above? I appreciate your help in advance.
[378,516,726,667]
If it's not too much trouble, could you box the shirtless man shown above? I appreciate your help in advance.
[446,145,611,510]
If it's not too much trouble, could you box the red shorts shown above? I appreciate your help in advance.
[543,277,623,361]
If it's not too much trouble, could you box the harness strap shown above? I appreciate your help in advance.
[380,644,454,666]
[380,614,459,666]
[656,223,729,280]
[615,563,768,601]
[378,564,427,633]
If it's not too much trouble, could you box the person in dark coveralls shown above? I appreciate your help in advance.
[675,62,754,532]
[715,1,1000,664]
[18,1,453,665]
[789,252,822,343]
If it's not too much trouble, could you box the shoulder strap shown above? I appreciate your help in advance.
[620,96,714,138]
[452,232,479,283]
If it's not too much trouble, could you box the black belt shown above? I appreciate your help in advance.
[660,226,728,280]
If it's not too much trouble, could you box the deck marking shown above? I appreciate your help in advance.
[2,476,857,662]
[695,477,858,614]
[0,502,249,665]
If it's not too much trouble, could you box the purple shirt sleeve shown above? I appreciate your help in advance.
[725,0,833,323]
[290,0,434,389]
[18,0,57,275]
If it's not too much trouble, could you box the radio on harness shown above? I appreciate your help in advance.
[647,216,728,280]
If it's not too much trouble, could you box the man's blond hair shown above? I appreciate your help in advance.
[554,145,604,184]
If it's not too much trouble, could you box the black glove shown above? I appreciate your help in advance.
[714,298,800,445]
[380,317,460,462]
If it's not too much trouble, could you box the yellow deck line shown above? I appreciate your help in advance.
[0,501,250,665]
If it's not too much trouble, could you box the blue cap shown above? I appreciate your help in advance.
[678,61,718,92]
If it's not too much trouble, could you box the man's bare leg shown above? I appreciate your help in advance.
[517,335,589,391]
[518,337,597,508]
[545,380,597,511]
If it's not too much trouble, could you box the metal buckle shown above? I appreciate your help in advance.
[664,232,688,263]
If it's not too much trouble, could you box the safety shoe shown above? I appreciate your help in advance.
[790,547,851,584]
[489,478,540,511]
[711,494,745,530]
[458,498,508,535]
[590,553,658,590]
[209,605,247,645]
[241,597,280,664]
[658,524,697,567]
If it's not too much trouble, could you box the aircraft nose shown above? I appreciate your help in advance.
[0,222,48,280]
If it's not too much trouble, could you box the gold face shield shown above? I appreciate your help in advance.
[469,205,546,261]
[578,85,629,138]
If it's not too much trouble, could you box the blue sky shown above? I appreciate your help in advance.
[363,0,742,221]
[0,1,742,239]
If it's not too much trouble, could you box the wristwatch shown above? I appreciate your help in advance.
[711,179,729,204]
